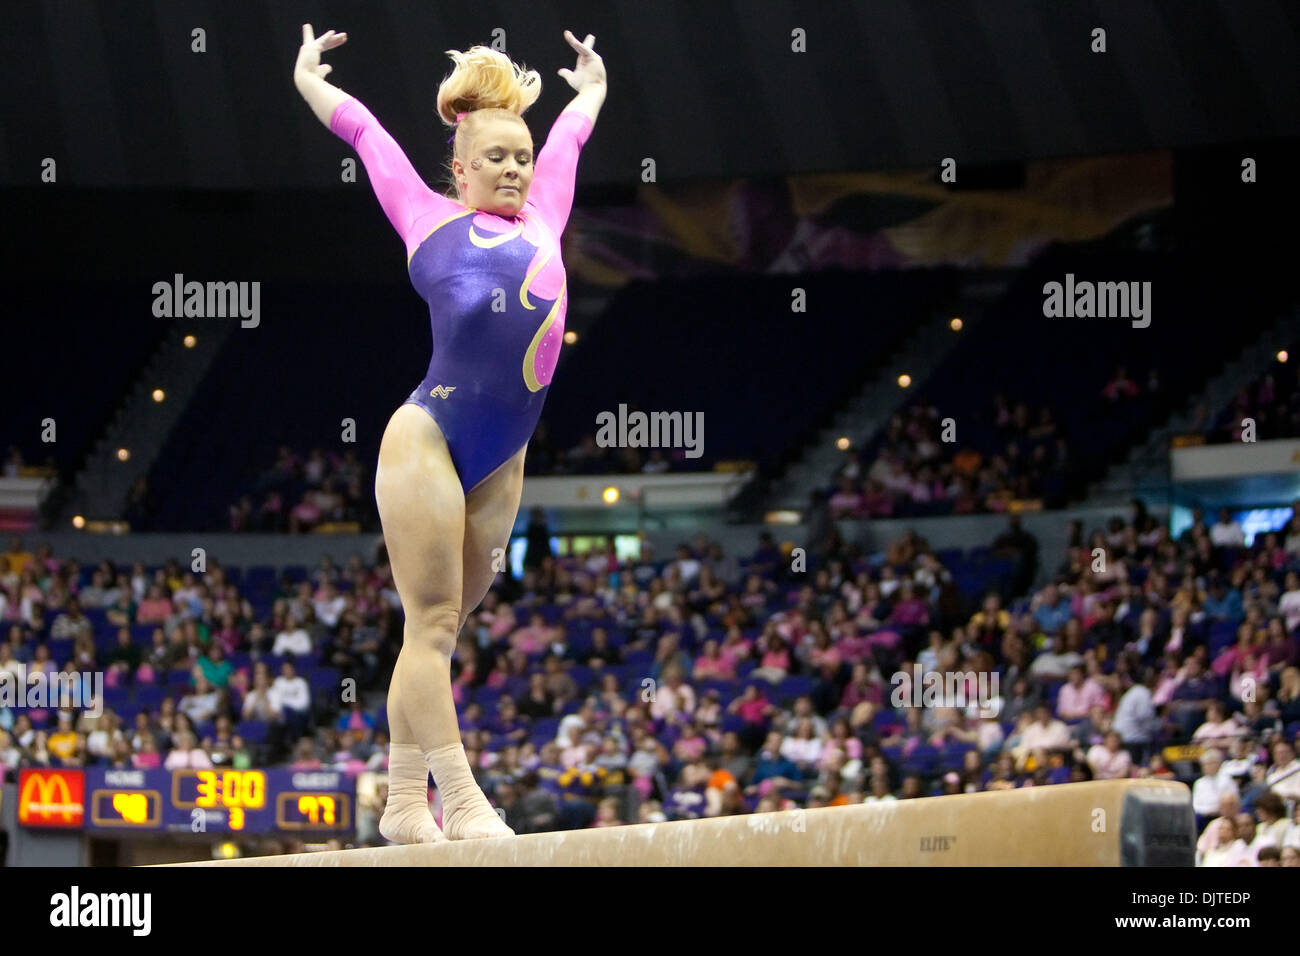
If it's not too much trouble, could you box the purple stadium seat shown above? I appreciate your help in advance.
[904,744,939,775]
[133,685,167,712]
[531,717,561,739]
[776,675,814,702]
[236,720,269,744]
[721,714,747,734]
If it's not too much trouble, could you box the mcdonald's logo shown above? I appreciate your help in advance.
[18,769,85,827]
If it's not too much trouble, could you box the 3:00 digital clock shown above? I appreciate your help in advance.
[54,768,358,835]
[172,770,267,810]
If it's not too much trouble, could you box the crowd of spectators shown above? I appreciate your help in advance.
[2,497,1300,864]
[223,426,698,534]
[825,367,1171,522]
[227,447,378,533]
[826,396,1074,521]
[1202,349,1300,444]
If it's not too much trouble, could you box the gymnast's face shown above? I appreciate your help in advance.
[455,116,534,218]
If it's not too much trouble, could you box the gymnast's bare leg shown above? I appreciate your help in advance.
[375,405,522,842]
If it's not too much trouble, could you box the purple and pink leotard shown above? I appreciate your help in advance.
[329,96,593,493]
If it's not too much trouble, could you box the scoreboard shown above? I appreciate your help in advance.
[18,768,356,835]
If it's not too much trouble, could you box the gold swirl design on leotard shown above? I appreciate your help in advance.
[522,279,565,393]
[518,250,552,311]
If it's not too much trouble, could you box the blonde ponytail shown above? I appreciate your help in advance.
[437,45,540,130]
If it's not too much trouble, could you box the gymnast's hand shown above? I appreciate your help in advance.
[557,30,606,91]
[295,23,348,80]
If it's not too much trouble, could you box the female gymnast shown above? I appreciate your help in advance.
[293,24,606,842]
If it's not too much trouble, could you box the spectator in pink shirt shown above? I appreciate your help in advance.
[561,737,594,770]
[691,639,736,681]
[780,717,824,775]
[1199,816,1252,867]
[719,625,753,662]
[828,478,864,519]
[1228,650,1270,703]
[135,585,173,625]
[1151,654,1182,707]
[752,633,791,683]
[648,664,696,723]
[888,580,930,630]
[132,733,162,770]
[803,626,841,673]
[1191,701,1243,744]
[488,601,517,641]
[163,731,213,771]
[212,612,242,656]
[727,683,774,749]
[672,721,709,763]
[509,612,553,657]
[826,717,863,762]
[1086,730,1133,779]
[1056,664,1107,720]
[861,480,894,518]
[1101,366,1140,402]
[1212,625,1255,679]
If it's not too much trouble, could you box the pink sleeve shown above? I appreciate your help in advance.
[329,97,460,258]
[526,109,595,235]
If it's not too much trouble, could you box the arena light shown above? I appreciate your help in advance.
[835,436,850,450]
[152,389,165,402]
[116,448,130,462]
[72,515,85,529]
[950,317,963,331]
[183,335,197,348]
[564,331,578,345]
[764,510,800,525]
[897,374,912,388]
[1278,350,1289,363]
[602,486,619,504]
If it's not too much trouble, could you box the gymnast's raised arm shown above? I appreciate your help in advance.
[292,23,439,254]
[293,24,350,128]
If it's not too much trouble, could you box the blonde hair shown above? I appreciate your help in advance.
[436,45,541,198]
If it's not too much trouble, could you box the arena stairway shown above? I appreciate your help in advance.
[60,322,234,524]
[1088,308,1300,504]
[766,273,1008,512]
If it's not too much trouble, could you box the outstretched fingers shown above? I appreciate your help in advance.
[563,29,596,54]
[302,23,348,50]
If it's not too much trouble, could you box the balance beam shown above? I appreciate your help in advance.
[170,779,1194,867]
